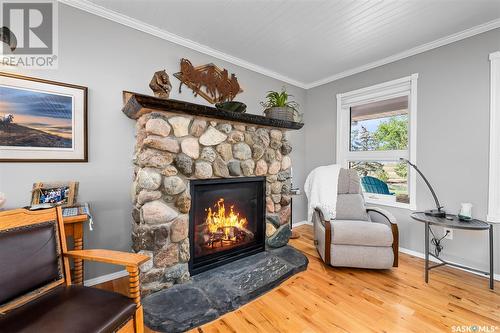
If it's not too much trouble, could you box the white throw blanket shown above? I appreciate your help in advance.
[304,164,341,222]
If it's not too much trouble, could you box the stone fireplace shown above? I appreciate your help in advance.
[123,92,303,295]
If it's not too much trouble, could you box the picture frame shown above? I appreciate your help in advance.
[0,72,88,162]
[31,181,79,208]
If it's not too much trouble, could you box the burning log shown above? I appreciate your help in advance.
[237,227,254,242]
[208,229,224,248]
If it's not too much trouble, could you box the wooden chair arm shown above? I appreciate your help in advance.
[65,250,149,307]
[65,249,149,268]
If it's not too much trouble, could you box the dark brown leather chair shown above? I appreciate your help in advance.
[0,207,149,333]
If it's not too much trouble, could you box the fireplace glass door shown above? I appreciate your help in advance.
[189,177,265,275]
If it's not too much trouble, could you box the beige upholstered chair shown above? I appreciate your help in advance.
[313,168,398,269]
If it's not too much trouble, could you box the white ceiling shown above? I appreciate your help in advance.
[66,0,500,88]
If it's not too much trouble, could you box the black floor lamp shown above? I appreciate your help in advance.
[400,158,446,218]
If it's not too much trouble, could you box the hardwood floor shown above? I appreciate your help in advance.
[97,225,500,333]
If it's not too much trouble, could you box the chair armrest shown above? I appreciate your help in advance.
[313,207,332,265]
[366,206,399,267]
[314,205,337,222]
[65,249,150,268]
[366,206,397,224]
[314,207,327,223]
[65,249,149,306]
[313,206,334,229]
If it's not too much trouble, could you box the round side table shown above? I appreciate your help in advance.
[410,212,494,290]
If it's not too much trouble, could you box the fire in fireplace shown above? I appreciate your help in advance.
[189,177,265,275]
[198,198,254,254]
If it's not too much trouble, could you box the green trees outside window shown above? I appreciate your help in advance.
[350,114,409,203]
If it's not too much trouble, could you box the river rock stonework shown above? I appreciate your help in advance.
[131,112,293,295]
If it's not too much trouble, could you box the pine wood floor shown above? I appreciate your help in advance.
[96,225,500,333]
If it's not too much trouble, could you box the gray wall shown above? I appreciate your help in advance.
[305,28,500,276]
[0,4,307,280]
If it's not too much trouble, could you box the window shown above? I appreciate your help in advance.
[336,74,418,209]
[488,52,500,223]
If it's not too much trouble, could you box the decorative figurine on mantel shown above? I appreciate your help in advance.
[149,69,172,99]
[174,58,243,104]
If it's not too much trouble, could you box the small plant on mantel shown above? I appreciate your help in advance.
[260,87,302,122]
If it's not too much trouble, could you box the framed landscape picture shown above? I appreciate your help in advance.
[0,72,87,162]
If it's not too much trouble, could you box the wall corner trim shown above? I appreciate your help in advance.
[488,51,500,224]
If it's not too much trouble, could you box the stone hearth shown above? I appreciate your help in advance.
[143,246,308,333]
[123,93,302,295]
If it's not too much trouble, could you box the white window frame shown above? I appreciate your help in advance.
[336,74,418,210]
[488,52,500,223]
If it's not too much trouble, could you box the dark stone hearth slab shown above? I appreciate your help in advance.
[143,245,308,333]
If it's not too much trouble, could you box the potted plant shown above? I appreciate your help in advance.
[261,87,302,122]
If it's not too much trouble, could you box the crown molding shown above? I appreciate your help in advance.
[58,0,308,89]
[59,1,500,90]
[305,18,500,89]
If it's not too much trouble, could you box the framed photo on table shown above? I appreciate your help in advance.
[31,181,79,208]
[0,72,88,162]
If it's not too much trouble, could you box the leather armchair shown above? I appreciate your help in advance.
[0,207,149,333]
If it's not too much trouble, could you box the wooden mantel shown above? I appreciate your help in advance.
[122,91,304,130]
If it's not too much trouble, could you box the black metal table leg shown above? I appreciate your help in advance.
[490,224,494,290]
[425,222,429,283]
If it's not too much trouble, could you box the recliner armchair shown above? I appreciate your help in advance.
[0,207,149,333]
[313,168,399,269]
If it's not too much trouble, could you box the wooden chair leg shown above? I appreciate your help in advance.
[135,306,144,333]
[127,266,141,304]
[73,239,84,284]
[127,266,144,333]
[72,223,85,285]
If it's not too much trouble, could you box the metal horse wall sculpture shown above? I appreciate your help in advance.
[174,58,243,104]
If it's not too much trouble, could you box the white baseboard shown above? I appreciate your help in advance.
[399,247,500,282]
[84,269,129,286]
[292,220,312,227]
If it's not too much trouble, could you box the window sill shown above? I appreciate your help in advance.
[364,197,415,210]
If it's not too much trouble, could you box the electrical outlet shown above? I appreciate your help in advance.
[444,228,453,240]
